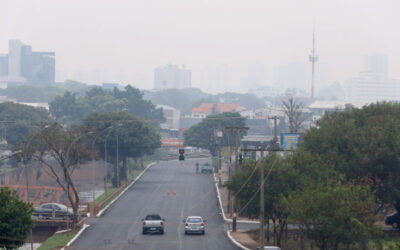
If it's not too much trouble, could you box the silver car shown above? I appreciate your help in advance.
[32,203,73,220]
[183,216,206,235]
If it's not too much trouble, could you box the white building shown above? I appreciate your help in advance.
[345,73,400,103]
[345,53,400,104]
[157,105,181,131]
[154,64,191,90]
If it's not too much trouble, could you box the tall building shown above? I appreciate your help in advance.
[8,40,23,77]
[21,45,55,85]
[364,53,388,80]
[154,64,191,90]
[0,40,55,86]
[0,54,7,77]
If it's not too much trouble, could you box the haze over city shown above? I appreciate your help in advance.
[1,0,400,93]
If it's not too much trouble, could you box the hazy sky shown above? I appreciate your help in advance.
[1,0,400,92]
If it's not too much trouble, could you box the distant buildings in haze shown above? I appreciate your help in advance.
[345,53,400,103]
[154,64,191,90]
[0,40,55,87]
[240,62,266,90]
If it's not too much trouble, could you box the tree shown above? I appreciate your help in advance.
[49,85,165,126]
[281,95,306,133]
[82,112,161,187]
[183,112,246,156]
[284,181,380,250]
[0,102,50,146]
[0,187,34,249]
[21,123,97,225]
[227,153,297,246]
[300,102,400,211]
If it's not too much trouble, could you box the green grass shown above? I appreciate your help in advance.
[37,230,79,250]
[94,168,144,209]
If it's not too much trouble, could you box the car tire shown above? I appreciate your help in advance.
[160,229,164,235]
[392,222,399,229]
[185,231,187,235]
[142,229,146,235]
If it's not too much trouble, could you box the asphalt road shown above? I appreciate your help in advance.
[70,159,239,250]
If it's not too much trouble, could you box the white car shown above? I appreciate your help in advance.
[183,216,206,235]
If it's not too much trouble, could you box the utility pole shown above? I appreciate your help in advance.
[116,134,120,187]
[225,126,249,232]
[241,145,267,248]
[268,116,279,148]
[260,144,265,248]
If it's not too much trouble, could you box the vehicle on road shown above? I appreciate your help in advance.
[201,163,213,174]
[385,212,400,229]
[142,214,165,234]
[32,203,73,220]
[183,216,206,235]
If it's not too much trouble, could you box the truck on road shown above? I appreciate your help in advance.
[142,214,165,234]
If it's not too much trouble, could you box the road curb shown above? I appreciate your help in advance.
[97,161,157,217]
[214,174,259,225]
[61,223,90,250]
[227,230,251,250]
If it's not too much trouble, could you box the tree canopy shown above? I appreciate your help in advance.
[49,85,165,126]
[301,102,400,211]
[0,102,50,146]
[0,187,34,249]
[20,123,97,224]
[82,112,161,186]
[183,112,246,156]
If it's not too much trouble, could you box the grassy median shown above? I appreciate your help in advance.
[37,230,79,250]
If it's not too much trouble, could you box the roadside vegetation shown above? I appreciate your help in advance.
[0,187,34,249]
[37,229,79,250]
[227,102,400,249]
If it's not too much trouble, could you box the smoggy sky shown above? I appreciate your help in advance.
[1,0,399,92]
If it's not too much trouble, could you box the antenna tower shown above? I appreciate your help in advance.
[309,32,318,101]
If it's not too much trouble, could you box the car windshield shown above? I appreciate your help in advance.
[145,215,161,220]
[187,218,202,223]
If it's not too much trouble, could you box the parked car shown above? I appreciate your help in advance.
[142,214,165,234]
[385,212,400,229]
[32,203,73,220]
[201,163,213,174]
[183,216,206,235]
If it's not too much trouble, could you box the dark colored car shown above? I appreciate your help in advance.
[32,203,73,220]
[385,212,400,229]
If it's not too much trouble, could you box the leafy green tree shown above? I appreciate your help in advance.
[83,112,161,187]
[21,123,97,225]
[0,102,50,146]
[284,181,380,250]
[0,187,34,249]
[49,85,165,126]
[183,112,246,156]
[227,153,297,246]
[49,91,87,124]
[300,102,400,211]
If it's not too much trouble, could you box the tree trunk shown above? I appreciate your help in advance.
[140,157,144,170]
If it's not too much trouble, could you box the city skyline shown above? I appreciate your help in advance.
[1,1,400,94]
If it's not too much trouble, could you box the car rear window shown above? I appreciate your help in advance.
[187,218,202,223]
[145,215,161,220]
